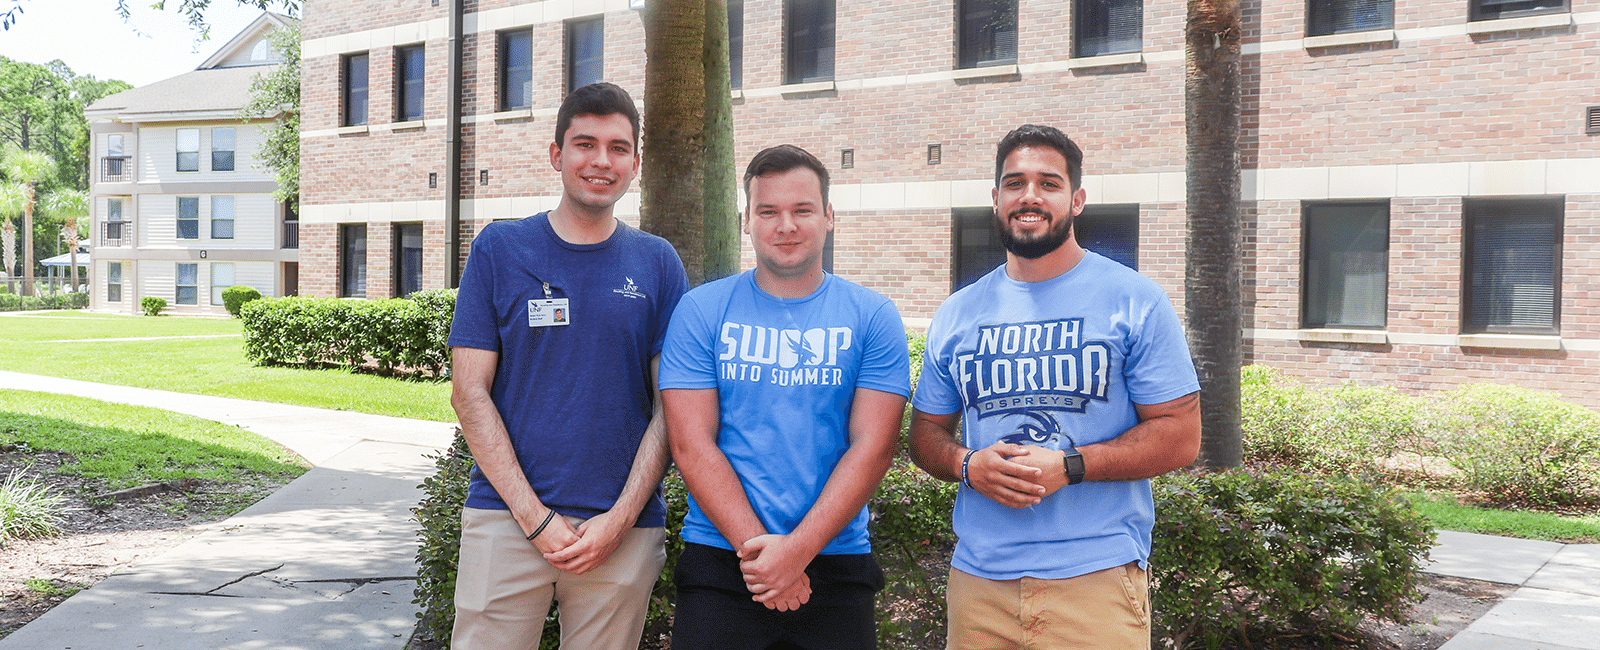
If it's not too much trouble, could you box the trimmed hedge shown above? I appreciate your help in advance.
[139,296,166,316]
[0,291,89,312]
[239,289,456,377]
[221,285,263,317]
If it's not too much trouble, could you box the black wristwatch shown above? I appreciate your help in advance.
[1062,447,1085,485]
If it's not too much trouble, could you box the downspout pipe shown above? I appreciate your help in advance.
[445,0,464,287]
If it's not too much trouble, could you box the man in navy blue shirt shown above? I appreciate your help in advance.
[447,82,688,650]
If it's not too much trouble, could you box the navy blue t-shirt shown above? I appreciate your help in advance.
[448,212,688,527]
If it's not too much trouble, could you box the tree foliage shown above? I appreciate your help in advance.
[239,23,300,207]
[114,0,299,39]
[0,57,130,192]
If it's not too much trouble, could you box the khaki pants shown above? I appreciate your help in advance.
[451,507,666,650]
[947,562,1151,650]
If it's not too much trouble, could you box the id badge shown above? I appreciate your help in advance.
[527,298,571,327]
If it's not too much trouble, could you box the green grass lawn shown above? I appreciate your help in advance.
[1408,491,1600,543]
[0,312,454,422]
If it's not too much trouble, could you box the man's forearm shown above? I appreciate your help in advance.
[909,410,965,483]
[664,389,768,547]
[606,395,671,522]
[455,388,544,518]
[1081,392,1202,481]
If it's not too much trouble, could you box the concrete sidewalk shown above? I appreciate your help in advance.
[2,371,1598,649]
[0,371,456,650]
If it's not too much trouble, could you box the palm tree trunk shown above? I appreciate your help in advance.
[66,219,79,293]
[1186,0,1243,469]
[641,0,709,285]
[22,183,34,297]
[701,0,739,283]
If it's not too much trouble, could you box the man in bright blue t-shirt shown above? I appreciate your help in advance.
[659,144,910,650]
[447,83,688,650]
[910,125,1202,649]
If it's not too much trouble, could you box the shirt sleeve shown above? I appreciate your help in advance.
[447,233,501,352]
[1123,287,1201,405]
[855,299,912,398]
[911,316,964,416]
[657,291,719,390]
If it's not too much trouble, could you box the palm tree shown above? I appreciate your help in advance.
[640,0,739,285]
[0,183,23,281]
[1,146,58,297]
[43,189,88,293]
[1185,0,1244,468]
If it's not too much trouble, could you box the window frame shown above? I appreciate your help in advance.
[211,127,235,171]
[177,196,200,240]
[175,128,200,172]
[210,262,235,306]
[1460,197,1564,335]
[499,29,533,111]
[956,0,1018,69]
[1073,0,1144,58]
[107,262,122,303]
[566,17,605,94]
[785,0,836,84]
[340,224,368,298]
[396,44,426,122]
[393,222,424,298]
[176,262,199,305]
[210,195,235,240]
[1300,201,1391,330]
[343,52,370,127]
[1307,0,1395,36]
[1469,0,1569,21]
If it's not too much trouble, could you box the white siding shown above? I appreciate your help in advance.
[140,195,180,246]
[138,123,272,183]
[233,262,278,297]
[138,262,175,307]
[138,192,276,249]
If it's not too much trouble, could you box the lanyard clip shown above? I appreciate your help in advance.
[542,282,553,299]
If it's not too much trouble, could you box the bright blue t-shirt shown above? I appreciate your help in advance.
[913,252,1199,580]
[448,212,688,526]
[659,272,911,555]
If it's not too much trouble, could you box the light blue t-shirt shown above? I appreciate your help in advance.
[913,252,1200,580]
[659,272,911,555]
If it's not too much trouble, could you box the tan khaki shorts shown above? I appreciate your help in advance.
[451,507,666,650]
[947,562,1151,650]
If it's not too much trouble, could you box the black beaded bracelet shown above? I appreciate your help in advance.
[961,449,978,488]
[527,509,557,541]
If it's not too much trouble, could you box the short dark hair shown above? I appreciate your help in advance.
[555,82,641,149]
[743,144,830,207]
[994,125,1084,190]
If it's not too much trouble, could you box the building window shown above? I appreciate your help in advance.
[729,0,744,89]
[211,127,235,171]
[567,17,604,93]
[395,223,424,298]
[1302,202,1388,329]
[107,262,122,303]
[176,128,200,172]
[104,134,128,181]
[341,224,368,298]
[1308,0,1393,35]
[177,197,200,239]
[343,52,369,126]
[499,30,533,110]
[105,198,126,244]
[1076,205,1139,270]
[952,208,1008,292]
[396,44,426,122]
[957,0,1017,69]
[211,196,235,239]
[1462,198,1562,335]
[1471,0,1567,21]
[1074,0,1142,57]
[210,262,235,306]
[786,0,835,84]
[176,263,199,305]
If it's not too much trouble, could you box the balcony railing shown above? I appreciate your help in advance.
[101,156,130,183]
[283,220,299,249]
[103,221,125,247]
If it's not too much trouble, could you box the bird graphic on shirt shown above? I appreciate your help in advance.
[998,410,1063,448]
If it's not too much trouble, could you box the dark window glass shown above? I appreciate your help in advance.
[567,18,604,93]
[1074,0,1142,57]
[500,30,533,110]
[729,0,745,89]
[176,263,198,305]
[1303,202,1388,329]
[343,53,369,126]
[397,45,426,121]
[1308,0,1394,35]
[177,197,199,240]
[951,208,1009,292]
[341,224,368,298]
[1463,199,1562,334]
[1076,205,1139,270]
[395,223,424,298]
[211,127,235,171]
[958,0,1018,69]
[786,0,835,83]
[1471,0,1567,21]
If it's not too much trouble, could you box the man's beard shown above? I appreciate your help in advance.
[995,206,1072,260]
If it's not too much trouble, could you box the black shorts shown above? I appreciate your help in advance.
[671,542,885,650]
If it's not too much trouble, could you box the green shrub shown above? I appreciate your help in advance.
[0,471,69,543]
[0,290,89,312]
[1428,384,1600,508]
[870,459,956,646]
[221,285,264,317]
[240,291,455,377]
[412,431,473,646]
[1242,365,1423,480]
[140,296,166,316]
[1152,467,1434,649]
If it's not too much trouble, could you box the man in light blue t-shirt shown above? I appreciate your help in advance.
[660,144,910,650]
[910,125,1202,650]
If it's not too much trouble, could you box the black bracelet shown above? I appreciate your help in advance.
[961,449,978,488]
[527,509,557,541]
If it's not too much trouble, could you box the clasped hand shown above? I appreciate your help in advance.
[967,443,1069,507]
[737,534,813,612]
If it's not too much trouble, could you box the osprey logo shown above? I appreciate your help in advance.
[613,276,646,299]
[997,410,1071,448]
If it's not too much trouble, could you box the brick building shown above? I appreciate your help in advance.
[299,0,1600,408]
